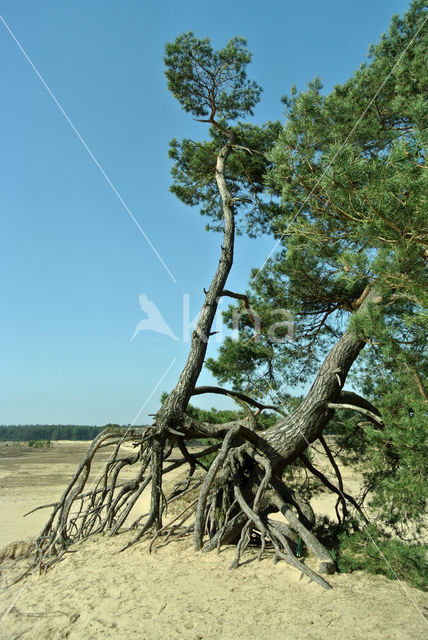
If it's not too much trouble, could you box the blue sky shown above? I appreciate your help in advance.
[0,0,411,425]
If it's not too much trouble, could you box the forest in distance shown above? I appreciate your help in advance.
[0,424,108,442]
[0,405,277,442]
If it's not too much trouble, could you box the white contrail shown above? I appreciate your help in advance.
[0,14,177,284]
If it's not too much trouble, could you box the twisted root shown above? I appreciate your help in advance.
[24,423,335,589]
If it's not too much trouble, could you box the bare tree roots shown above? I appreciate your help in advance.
[17,420,353,590]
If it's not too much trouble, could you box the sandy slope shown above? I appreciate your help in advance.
[0,441,427,640]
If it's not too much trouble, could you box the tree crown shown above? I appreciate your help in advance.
[164,32,262,124]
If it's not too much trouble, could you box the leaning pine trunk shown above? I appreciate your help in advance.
[158,141,235,421]
[265,288,378,470]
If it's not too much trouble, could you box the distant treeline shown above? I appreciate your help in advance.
[0,425,106,442]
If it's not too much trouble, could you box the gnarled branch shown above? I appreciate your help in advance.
[299,453,368,522]
[327,402,383,427]
[192,385,283,414]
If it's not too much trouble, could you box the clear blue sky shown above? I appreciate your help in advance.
[0,0,411,425]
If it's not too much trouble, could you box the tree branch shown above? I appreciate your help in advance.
[299,453,368,522]
[191,385,283,414]
[220,289,260,335]
[339,390,382,418]
[159,140,236,417]
[327,402,384,427]
[318,434,347,523]
[351,284,372,310]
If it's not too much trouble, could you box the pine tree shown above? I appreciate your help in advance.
[207,0,427,586]
[27,3,427,590]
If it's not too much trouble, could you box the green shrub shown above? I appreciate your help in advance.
[27,440,52,448]
[338,528,427,591]
[314,517,427,590]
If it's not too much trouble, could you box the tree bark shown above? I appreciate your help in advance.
[264,288,379,471]
[158,141,235,420]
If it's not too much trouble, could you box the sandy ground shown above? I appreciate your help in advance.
[0,440,427,640]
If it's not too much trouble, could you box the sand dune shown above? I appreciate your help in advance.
[0,441,426,639]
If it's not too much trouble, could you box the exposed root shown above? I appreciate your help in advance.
[21,421,342,590]
[300,450,368,523]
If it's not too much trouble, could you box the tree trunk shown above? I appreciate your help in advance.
[265,289,378,470]
[158,141,235,420]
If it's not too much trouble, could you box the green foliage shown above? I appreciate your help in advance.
[264,0,427,334]
[165,33,282,235]
[188,402,278,431]
[338,526,428,591]
[198,1,428,587]
[169,120,282,234]
[165,32,261,122]
[315,517,427,590]
[209,1,427,392]
[27,440,51,448]
[353,352,428,538]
